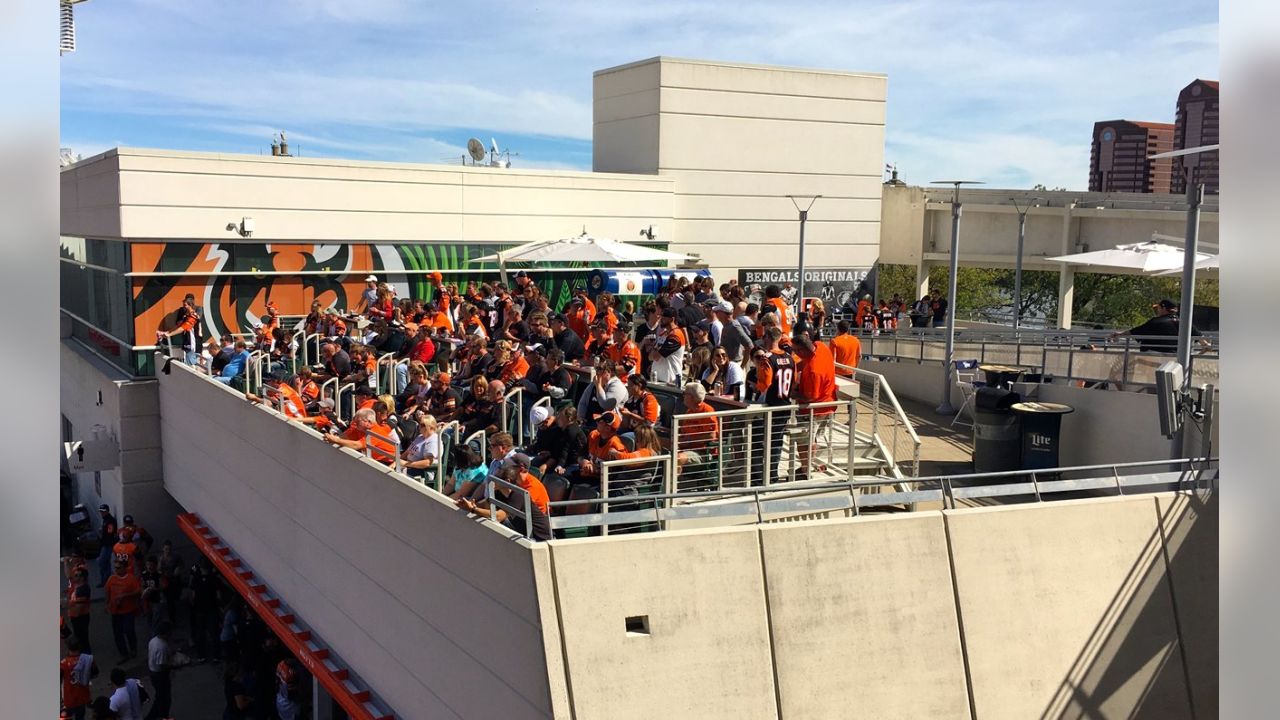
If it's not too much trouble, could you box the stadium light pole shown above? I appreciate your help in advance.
[930,180,984,415]
[787,195,822,316]
[1009,196,1043,330]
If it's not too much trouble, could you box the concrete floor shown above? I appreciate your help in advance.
[887,395,976,478]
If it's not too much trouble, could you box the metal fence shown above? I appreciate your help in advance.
[856,328,1220,389]
[844,365,921,478]
[547,457,1216,535]
[668,398,857,492]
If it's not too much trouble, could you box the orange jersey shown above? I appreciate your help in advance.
[605,340,641,379]
[615,446,657,461]
[567,307,592,341]
[500,354,530,384]
[111,541,139,576]
[516,472,550,516]
[829,334,861,374]
[272,383,308,419]
[61,654,93,709]
[295,379,320,403]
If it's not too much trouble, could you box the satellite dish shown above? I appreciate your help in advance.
[467,138,486,164]
[490,137,500,155]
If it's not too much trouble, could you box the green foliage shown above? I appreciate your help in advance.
[875,263,1218,329]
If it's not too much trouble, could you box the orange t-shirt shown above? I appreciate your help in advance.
[272,383,308,419]
[345,423,397,464]
[296,379,320,403]
[112,541,139,576]
[680,401,720,449]
[567,307,592,341]
[615,446,657,461]
[61,653,93,708]
[516,472,550,515]
[829,334,861,374]
[105,572,142,615]
[500,354,530,384]
[798,342,837,413]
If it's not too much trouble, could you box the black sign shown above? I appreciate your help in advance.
[737,268,872,309]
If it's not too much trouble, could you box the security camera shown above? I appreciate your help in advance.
[239,217,255,237]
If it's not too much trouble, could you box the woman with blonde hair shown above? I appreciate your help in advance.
[402,414,440,480]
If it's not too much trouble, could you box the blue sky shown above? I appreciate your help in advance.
[60,0,1218,190]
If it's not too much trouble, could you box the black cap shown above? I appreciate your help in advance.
[614,322,632,334]
[354,384,376,396]
[122,514,134,524]
[569,297,584,306]
[504,453,533,469]
[98,504,109,512]
[515,270,528,279]
[1155,299,1178,311]
[661,307,677,318]
[263,372,282,383]
[548,312,567,324]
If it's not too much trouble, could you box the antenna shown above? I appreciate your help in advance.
[467,138,486,165]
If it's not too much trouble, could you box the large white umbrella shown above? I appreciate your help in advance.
[1156,254,1219,276]
[1047,240,1212,274]
[470,232,692,283]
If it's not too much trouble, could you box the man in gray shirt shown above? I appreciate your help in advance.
[145,620,174,720]
[577,359,629,424]
[717,301,752,364]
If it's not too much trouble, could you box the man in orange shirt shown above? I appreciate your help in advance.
[577,411,626,484]
[247,373,308,419]
[322,407,398,465]
[828,320,862,376]
[763,284,792,335]
[565,296,594,341]
[677,381,720,459]
[112,528,141,578]
[496,341,530,385]
[105,559,142,659]
[60,637,97,719]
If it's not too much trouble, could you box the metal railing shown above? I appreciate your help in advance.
[376,353,398,396]
[667,398,857,493]
[599,454,672,536]
[482,474,534,540]
[362,427,402,472]
[548,457,1216,535]
[336,382,355,423]
[502,386,524,443]
[856,328,1220,390]
[247,350,270,394]
[301,333,322,367]
[844,364,921,478]
[529,396,552,442]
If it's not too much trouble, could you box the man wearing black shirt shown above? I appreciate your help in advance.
[930,290,948,328]
[1110,299,1207,353]
[550,313,586,364]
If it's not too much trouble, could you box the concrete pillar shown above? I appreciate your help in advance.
[915,260,932,300]
[1057,266,1074,329]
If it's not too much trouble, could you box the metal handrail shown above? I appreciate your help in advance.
[376,353,397,395]
[363,428,401,472]
[529,396,552,442]
[548,457,1217,532]
[392,358,410,396]
[482,474,534,540]
[302,333,322,366]
[464,429,487,461]
[336,383,355,423]
[502,386,524,442]
[846,364,921,477]
[247,350,270,394]
[599,454,672,536]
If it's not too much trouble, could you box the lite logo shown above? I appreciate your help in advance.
[1030,432,1052,449]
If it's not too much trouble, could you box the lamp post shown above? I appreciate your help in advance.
[930,180,984,415]
[1009,196,1043,330]
[787,195,822,320]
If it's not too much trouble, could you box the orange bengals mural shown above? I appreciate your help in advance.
[134,241,622,342]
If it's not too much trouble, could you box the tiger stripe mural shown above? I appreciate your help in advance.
[135,241,658,341]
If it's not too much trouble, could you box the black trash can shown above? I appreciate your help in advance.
[1011,402,1074,470]
[972,387,1022,473]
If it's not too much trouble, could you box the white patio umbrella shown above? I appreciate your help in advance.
[1047,240,1212,274]
[1156,254,1219,276]
[470,232,693,283]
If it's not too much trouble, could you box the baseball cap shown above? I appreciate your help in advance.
[504,453,533,469]
[354,384,376,396]
[122,514,134,524]
[1154,299,1178,311]
[98,504,109,512]
[435,372,451,384]
[714,300,733,314]
[592,410,621,429]
[515,270,529,279]
[530,406,551,426]
[569,297,584,306]
[548,312,567,323]
[429,271,443,283]
[365,275,378,283]
[318,398,336,410]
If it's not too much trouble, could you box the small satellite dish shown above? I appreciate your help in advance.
[467,138,486,164]
[490,137,500,155]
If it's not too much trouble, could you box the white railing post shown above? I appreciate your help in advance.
[337,383,355,423]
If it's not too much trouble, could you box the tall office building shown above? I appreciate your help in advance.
[1088,120,1175,193]
[1171,79,1219,194]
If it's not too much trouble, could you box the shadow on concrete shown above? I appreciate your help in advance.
[1038,489,1218,719]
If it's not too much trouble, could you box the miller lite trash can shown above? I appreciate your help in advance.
[972,387,1022,473]
[1011,402,1074,471]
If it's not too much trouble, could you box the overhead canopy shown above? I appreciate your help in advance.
[470,233,692,265]
[1047,241,1213,274]
[1156,254,1219,276]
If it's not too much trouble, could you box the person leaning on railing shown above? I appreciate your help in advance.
[321,407,396,465]
[676,382,720,467]
[455,462,552,542]
[527,406,588,480]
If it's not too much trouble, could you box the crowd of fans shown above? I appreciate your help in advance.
[165,270,877,541]
[60,506,311,719]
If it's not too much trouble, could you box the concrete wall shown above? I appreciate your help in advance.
[59,340,180,544]
[63,148,675,246]
[594,57,887,280]
[156,359,567,719]
[945,495,1200,720]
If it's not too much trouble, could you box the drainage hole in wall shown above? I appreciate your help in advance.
[625,615,650,636]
